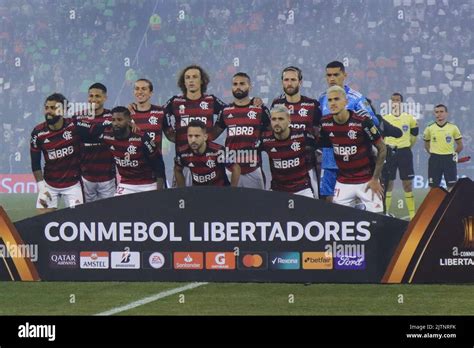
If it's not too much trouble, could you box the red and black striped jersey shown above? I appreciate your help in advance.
[216,101,270,174]
[74,109,115,182]
[99,130,165,185]
[260,129,316,193]
[175,142,234,186]
[30,118,81,188]
[131,104,169,151]
[164,94,226,154]
[319,110,382,184]
[271,95,322,169]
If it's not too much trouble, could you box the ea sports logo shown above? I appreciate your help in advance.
[149,252,165,269]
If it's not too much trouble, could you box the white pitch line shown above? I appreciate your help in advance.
[95,282,208,316]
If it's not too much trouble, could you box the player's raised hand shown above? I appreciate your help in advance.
[365,178,384,201]
[127,103,137,115]
[253,97,264,107]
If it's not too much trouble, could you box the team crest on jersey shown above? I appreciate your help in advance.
[291,142,301,152]
[446,135,452,143]
[298,108,308,117]
[402,125,409,132]
[206,159,216,168]
[127,145,137,155]
[179,105,186,114]
[247,111,257,119]
[347,130,357,140]
[149,116,158,125]
[63,131,73,140]
[200,101,209,110]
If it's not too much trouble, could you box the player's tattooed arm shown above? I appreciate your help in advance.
[372,140,387,180]
[366,140,386,201]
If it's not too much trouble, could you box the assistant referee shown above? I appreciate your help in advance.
[423,104,463,190]
[383,93,418,219]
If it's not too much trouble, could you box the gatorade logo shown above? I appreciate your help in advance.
[205,252,235,270]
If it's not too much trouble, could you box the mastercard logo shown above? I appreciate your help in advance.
[239,252,267,270]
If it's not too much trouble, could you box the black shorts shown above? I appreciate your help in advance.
[383,147,414,181]
[428,154,457,188]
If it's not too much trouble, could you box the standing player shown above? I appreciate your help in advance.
[211,72,270,189]
[319,61,379,202]
[77,106,166,195]
[423,104,463,190]
[383,93,419,219]
[319,86,386,212]
[128,78,174,147]
[271,66,322,197]
[260,105,316,198]
[30,93,84,214]
[175,120,240,187]
[164,65,227,186]
[75,83,115,202]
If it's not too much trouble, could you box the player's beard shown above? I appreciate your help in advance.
[284,85,299,97]
[45,114,62,125]
[232,89,249,99]
[113,126,127,138]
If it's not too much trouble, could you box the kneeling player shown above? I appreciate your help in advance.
[77,106,166,195]
[260,105,316,198]
[174,120,240,187]
[319,86,386,212]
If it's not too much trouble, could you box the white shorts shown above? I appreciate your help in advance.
[82,177,116,202]
[115,183,157,196]
[294,188,314,198]
[36,182,84,209]
[308,168,319,199]
[333,181,383,213]
[226,167,265,189]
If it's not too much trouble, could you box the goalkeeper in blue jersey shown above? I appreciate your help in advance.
[318,61,380,202]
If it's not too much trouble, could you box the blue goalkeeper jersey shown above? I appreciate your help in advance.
[318,85,379,169]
